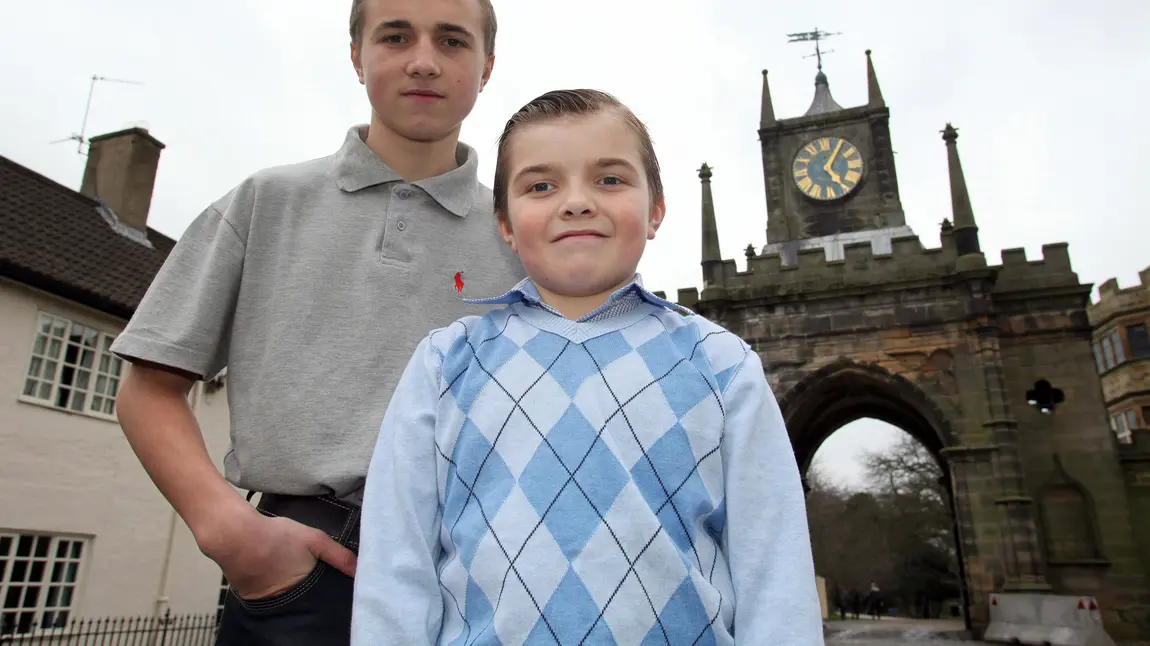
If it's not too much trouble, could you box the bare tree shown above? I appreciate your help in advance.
[862,435,960,618]
[804,433,962,619]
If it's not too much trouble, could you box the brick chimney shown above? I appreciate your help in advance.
[80,127,166,232]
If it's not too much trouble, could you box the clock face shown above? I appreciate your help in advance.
[792,136,865,201]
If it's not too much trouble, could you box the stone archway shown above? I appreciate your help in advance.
[779,359,956,474]
[778,359,972,629]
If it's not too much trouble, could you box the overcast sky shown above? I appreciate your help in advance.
[2,0,1147,490]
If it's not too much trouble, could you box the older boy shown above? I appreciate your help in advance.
[111,1,522,644]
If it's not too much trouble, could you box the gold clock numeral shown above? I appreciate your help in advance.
[804,143,819,156]
[809,184,823,199]
[794,156,810,167]
[797,177,813,192]
[825,185,837,199]
[794,168,809,179]
[843,146,859,158]
[845,170,862,184]
[847,158,863,170]
[819,138,831,152]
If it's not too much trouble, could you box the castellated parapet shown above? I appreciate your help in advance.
[674,233,1083,306]
[1088,265,1150,328]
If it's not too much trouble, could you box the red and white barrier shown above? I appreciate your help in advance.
[983,593,1115,646]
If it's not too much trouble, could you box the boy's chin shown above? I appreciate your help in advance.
[376,115,460,144]
[536,272,634,299]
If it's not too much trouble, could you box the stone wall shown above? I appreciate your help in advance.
[670,229,1150,639]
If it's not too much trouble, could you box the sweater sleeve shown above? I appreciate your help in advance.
[721,350,825,645]
[352,335,445,645]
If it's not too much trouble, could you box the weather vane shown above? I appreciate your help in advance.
[787,28,842,71]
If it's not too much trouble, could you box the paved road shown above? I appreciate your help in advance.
[825,617,983,644]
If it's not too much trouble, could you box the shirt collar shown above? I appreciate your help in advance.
[333,125,480,218]
[465,274,692,320]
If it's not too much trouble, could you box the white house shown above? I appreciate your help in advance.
[0,128,231,638]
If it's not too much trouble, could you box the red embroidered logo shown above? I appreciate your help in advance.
[454,271,465,294]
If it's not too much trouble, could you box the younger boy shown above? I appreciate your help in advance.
[351,89,824,644]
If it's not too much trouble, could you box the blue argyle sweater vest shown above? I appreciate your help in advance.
[425,295,748,644]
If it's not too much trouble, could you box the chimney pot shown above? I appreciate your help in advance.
[80,127,165,232]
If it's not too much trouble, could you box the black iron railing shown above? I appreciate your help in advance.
[0,611,217,645]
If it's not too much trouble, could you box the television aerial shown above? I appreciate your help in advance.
[50,74,144,155]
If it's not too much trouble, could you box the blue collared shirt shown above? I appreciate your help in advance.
[465,274,690,322]
[352,275,824,645]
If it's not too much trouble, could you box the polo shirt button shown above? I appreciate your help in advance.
[397,189,413,199]
[397,220,406,231]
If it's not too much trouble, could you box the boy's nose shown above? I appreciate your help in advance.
[562,191,594,218]
[405,40,442,78]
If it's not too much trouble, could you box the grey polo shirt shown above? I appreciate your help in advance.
[111,125,525,501]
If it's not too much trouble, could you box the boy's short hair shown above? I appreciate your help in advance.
[349,0,497,56]
[492,89,664,221]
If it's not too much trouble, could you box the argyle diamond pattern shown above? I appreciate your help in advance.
[428,306,747,645]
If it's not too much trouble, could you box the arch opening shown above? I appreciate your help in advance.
[782,361,969,627]
[781,361,954,475]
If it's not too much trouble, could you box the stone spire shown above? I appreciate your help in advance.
[804,69,844,116]
[699,163,722,285]
[760,69,776,128]
[865,49,885,108]
[942,123,985,269]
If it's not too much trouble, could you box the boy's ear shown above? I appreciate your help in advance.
[480,54,495,92]
[647,196,667,240]
[351,42,365,85]
[497,215,518,253]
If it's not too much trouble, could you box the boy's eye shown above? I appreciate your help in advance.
[601,176,622,185]
[444,38,465,47]
[380,34,405,44]
[529,182,554,193]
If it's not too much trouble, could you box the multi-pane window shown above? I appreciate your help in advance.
[1112,413,1134,444]
[1111,330,1127,364]
[1128,324,1150,359]
[0,533,85,636]
[1101,336,1117,372]
[1093,343,1106,373]
[22,314,123,418]
[1096,329,1127,373]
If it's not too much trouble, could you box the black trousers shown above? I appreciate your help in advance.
[216,495,360,646]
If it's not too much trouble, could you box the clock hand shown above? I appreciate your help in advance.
[824,166,848,190]
[823,139,845,173]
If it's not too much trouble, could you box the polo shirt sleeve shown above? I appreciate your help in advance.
[352,334,444,645]
[110,198,246,380]
[720,350,825,645]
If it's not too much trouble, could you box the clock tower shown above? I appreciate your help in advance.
[758,50,910,264]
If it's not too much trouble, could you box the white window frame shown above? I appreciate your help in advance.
[1112,413,1133,444]
[1109,329,1127,364]
[1101,336,1117,371]
[0,532,87,637]
[20,313,124,420]
[1092,342,1106,373]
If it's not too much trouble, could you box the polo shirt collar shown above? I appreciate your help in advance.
[333,125,480,218]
